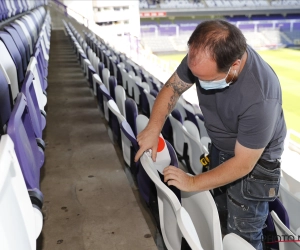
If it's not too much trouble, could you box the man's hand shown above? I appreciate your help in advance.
[135,125,160,162]
[163,166,196,192]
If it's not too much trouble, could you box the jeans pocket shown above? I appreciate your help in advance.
[241,163,280,201]
[234,215,267,234]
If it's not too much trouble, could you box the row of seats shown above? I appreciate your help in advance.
[0,4,51,250]
[0,0,48,22]
[64,18,300,250]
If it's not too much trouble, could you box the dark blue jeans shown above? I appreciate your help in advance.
[210,144,281,250]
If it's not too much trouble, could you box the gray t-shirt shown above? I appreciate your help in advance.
[176,45,286,160]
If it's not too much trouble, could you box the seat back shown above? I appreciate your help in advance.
[125,98,138,136]
[169,109,185,156]
[0,135,40,250]
[0,65,12,135]
[223,233,255,250]
[92,73,102,97]
[21,71,44,138]
[140,147,202,250]
[183,120,207,174]
[271,211,300,250]
[0,31,24,85]
[108,76,117,101]
[7,93,44,190]
[279,182,300,233]
[144,89,156,114]
[107,100,125,143]
[99,84,112,122]
[0,40,19,103]
[137,83,150,117]
[115,85,126,117]
[281,169,300,194]
[102,68,110,93]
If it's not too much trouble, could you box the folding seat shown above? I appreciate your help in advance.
[13,20,33,55]
[264,198,290,250]
[92,73,102,97]
[0,66,12,135]
[115,85,126,117]
[137,82,150,117]
[182,120,209,174]
[271,211,300,250]
[4,0,12,19]
[6,93,44,208]
[109,55,118,77]
[117,62,125,86]
[10,22,31,63]
[144,89,156,115]
[109,76,117,101]
[169,109,189,162]
[132,75,142,105]
[184,102,200,132]
[175,96,187,121]
[4,25,28,72]
[102,68,110,93]
[0,135,43,250]
[279,177,300,235]
[99,84,112,122]
[0,40,19,103]
[107,100,126,146]
[0,31,25,86]
[281,168,300,194]
[195,116,211,150]
[125,98,138,136]
[140,135,227,250]
[140,136,203,249]
[21,70,46,139]
[223,233,255,250]
[26,56,47,112]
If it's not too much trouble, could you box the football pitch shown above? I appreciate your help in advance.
[157,49,300,142]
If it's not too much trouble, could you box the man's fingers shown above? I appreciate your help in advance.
[134,148,143,162]
[164,173,178,183]
[166,179,179,188]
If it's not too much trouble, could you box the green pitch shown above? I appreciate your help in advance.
[158,49,300,142]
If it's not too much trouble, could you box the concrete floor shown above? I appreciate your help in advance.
[38,30,158,250]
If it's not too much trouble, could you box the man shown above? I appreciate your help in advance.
[135,20,286,250]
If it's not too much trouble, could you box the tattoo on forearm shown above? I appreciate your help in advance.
[164,72,191,119]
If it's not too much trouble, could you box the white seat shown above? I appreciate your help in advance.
[127,73,135,98]
[271,211,300,250]
[281,168,300,194]
[115,85,126,117]
[144,89,156,114]
[26,57,47,111]
[15,20,33,54]
[222,233,256,250]
[132,76,142,105]
[169,112,186,157]
[279,180,300,234]
[0,43,19,102]
[175,96,187,121]
[92,74,102,97]
[140,146,203,250]
[102,68,110,93]
[107,100,126,125]
[136,114,149,135]
[0,135,43,250]
[183,120,208,174]
[195,116,211,150]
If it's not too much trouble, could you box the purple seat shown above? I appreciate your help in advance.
[21,71,46,139]
[125,98,138,136]
[20,17,35,45]
[137,84,150,117]
[98,62,105,81]
[263,198,290,249]
[6,93,44,206]
[150,89,158,98]
[0,31,25,87]
[10,23,31,62]
[0,68,12,135]
[162,117,173,146]
[184,105,200,133]
[171,109,183,124]
[109,76,117,101]
[4,25,28,72]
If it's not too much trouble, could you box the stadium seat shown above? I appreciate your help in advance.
[222,233,256,250]
[99,84,112,122]
[182,120,208,174]
[144,89,156,114]
[271,211,300,250]
[115,85,126,117]
[125,98,138,136]
[0,65,12,135]
[102,68,110,93]
[108,76,117,101]
[0,135,43,250]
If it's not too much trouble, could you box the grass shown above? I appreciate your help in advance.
[157,49,300,143]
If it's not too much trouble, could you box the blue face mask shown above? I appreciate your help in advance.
[199,67,235,90]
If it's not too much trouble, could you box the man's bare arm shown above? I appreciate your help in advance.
[135,72,192,162]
